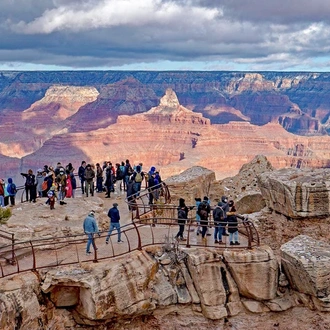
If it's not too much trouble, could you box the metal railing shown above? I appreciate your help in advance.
[0,181,260,278]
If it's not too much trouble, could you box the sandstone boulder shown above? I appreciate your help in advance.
[0,273,41,330]
[258,168,330,218]
[185,248,241,320]
[281,235,330,310]
[223,245,278,300]
[215,155,272,213]
[165,166,216,206]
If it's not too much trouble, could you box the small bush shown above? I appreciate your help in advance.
[0,208,12,224]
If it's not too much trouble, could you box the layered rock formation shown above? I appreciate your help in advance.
[281,235,330,311]
[258,167,330,219]
[2,70,330,135]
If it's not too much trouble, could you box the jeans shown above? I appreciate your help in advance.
[176,224,185,239]
[106,222,121,242]
[214,223,223,241]
[96,177,103,192]
[80,178,85,193]
[0,196,4,207]
[229,231,239,243]
[134,182,141,196]
[86,233,95,253]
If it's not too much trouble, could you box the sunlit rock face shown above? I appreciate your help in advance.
[2,80,330,185]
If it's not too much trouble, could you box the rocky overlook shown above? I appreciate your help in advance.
[2,161,330,329]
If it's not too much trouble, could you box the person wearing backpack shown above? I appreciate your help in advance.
[21,169,36,203]
[213,202,225,244]
[132,165,144,196]
[7,178,17,207]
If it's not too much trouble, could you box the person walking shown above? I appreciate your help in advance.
[83,210,100,255]
[105,203,124,243]
[175,198,188,241]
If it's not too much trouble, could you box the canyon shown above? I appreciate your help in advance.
[1,75,330,185]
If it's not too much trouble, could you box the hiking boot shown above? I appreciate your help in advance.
[218,240,224,244]
[235,242,240,245]
[214,240,219,244]
[105,240,109,245]
[230,241,234,245]
[86,251,92,256]
[117,240,124,244]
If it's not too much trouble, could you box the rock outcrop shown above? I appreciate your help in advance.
[258,168,330,219]
[281,235,330,311]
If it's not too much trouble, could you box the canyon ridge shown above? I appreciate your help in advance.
[2,71,330,184]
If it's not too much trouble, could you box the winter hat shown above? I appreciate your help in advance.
[89,210,95,217]
[37,168,43,173]
[221,196,228,203]
[150,166,156,172]
[136,165,141,172]
[113,203,118,207]
[8,178,13,184]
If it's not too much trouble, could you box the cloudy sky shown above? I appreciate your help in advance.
[2,0,330,71]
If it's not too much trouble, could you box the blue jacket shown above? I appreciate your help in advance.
[83,215,99,234]
[108,207,120,223]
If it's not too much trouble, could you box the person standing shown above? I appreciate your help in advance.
[78,161,86,194]
[83,210,100,255]
[21,169,36,202]
[115,163,124,197]
[95,163,103,193]
[213,202,225,244]
[105,203,124,244]
[6,178,17,207]
[84,164,95,197]
[132,165,144,196]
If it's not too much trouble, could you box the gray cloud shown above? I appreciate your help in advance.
[1,0,330,70]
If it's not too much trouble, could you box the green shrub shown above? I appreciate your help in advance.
[0,208,12,224]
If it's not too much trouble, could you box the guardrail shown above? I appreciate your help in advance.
[0,181,260,278]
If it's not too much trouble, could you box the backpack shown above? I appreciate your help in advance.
[116,167,124,180]
[42,181,48,191]
[8,183,17,195]
[135,172,142,183]
[213,207,224,223]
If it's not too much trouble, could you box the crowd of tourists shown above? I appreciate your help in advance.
[176,195,245,246]
[0,159,162,210]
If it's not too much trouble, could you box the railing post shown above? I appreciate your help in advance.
[30,240,36,270]
[11,233,15,265]
[92,235,98,263]
[132,221,142,250]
